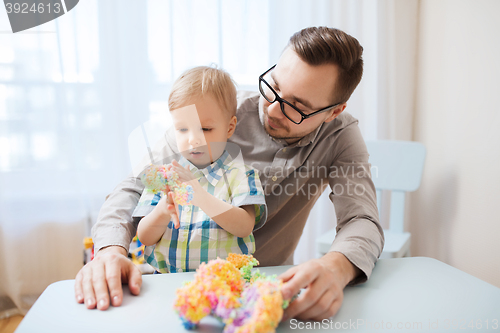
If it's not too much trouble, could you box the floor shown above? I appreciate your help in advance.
[0,315,23,333]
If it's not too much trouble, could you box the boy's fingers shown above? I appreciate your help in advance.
[172,211,180,228]
[167,204,177,216]
[165,185,180,229]
[167,191,175,203]
[172,162,190,176]
[170,192,181,217]
[172,166,185,177]
[167,202,180,228]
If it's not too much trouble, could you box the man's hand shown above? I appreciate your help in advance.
[74,245,142,310]
[278,252,361,321]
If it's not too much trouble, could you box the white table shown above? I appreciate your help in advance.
[16,257,500,332]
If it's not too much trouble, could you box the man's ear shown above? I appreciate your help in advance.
[324,103,347,123]
[227,116,237,138]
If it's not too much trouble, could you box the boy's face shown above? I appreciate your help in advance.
[171,94,236,168]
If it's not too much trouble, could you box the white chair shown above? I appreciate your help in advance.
[316,140,426,259]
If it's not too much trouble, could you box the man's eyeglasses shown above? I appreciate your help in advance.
[258,64,341,125]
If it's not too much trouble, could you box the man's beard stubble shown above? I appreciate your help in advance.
[258,98,303,141]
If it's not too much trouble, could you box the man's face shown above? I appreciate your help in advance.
[260,47,346,144]
[171,94,236,168]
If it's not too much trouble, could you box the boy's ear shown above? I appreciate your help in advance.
[227,116,237,138]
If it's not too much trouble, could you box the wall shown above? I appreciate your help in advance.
[411,0,500,287]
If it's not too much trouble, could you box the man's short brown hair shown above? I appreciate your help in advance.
[288,26,363,104]
[168,66,237,118]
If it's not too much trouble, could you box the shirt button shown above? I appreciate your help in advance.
[283,148,287,153]
[272,176,277,181]
[184,206,191,212]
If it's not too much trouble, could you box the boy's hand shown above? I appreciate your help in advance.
[171,160,204,205]
[171,160,199,188]
[155,191,180,229]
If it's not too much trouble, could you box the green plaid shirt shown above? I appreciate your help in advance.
[133,150,267,273]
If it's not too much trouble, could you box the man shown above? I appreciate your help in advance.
[75,26,384,322]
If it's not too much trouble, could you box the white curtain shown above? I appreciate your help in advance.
[0,0,418,316]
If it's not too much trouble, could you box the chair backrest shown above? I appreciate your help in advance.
[366,140,426,233]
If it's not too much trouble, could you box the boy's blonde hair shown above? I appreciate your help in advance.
[168,66,237,117]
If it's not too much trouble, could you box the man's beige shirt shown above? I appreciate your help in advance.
[92,91,384,283]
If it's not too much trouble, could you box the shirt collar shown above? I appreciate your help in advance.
[295,123,323,147]
[178,150,232,187]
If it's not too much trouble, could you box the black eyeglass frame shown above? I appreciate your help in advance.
[258,64,341,125]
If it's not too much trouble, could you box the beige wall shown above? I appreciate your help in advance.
[411,0,500,287]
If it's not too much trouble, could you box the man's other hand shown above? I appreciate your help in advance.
[278,251,360,321]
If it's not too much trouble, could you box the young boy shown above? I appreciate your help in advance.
[134,66,267,273]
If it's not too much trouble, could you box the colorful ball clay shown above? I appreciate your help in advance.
[224,278,284,333]
[141,164,194,205]
[174,254,289,333]
[140,165,169,193]
[173,184,194,206]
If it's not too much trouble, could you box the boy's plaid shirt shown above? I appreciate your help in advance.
[132,150,267,273]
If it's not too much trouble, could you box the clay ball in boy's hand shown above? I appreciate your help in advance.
[141,164,194,205]
[141,165,169,193]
